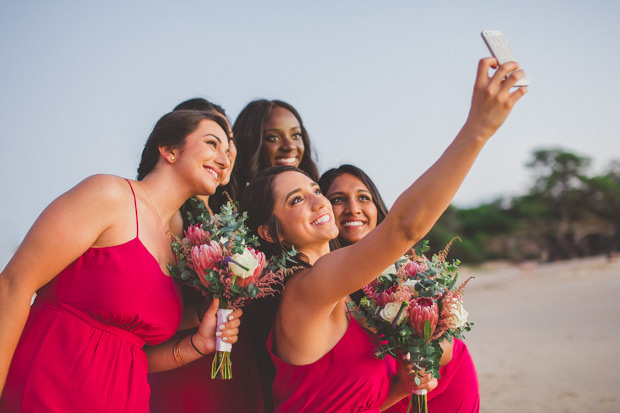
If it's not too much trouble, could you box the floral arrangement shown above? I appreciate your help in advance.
[349,239,473,413]
[168,198,292,379]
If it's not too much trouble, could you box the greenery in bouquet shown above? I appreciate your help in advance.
[167,197,296,380]
[350,238,474,383]
[168,198,289,310]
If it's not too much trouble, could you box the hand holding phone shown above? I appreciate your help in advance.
[481,30,530,87]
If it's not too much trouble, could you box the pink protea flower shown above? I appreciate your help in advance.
[405,261,424,277]
[409,297,439,338]
[191,241,223,282]
[236,248,266,287]
[185,225,209,246]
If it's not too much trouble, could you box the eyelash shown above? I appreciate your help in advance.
[329,195,371,204]
[290,188,321,206]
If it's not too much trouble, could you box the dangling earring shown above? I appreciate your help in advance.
[170,154,176,162]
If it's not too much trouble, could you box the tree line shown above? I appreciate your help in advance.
[426,148,620,263]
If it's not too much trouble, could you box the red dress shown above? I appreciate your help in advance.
[385,339,480,412]
[268,316,394,412]
[1,180,182,412]
[148,322,264,412]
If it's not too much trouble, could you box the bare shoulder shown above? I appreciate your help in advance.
[74,174,132,199]
[52,174,135,228]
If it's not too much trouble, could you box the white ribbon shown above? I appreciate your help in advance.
[215,308,233,352]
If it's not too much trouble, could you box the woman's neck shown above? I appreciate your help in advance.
[299,242,332,265]
[196,194,212,215]
[139,169,196,227]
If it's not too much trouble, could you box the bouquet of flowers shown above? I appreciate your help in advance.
[168,198,290,379]
[349,239,473,413]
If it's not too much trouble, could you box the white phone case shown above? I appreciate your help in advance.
[481,30,530,87]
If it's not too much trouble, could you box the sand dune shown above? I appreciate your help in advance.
[461,255,620,412]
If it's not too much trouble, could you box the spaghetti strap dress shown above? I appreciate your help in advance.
[1,179,182,413]
[268,316,394,413]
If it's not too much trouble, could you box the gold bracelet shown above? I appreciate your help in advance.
[173,338,188,367]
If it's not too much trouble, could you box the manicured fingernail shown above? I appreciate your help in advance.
[219,325,225,331]
[222,337,227,342]
[216,331,222,337]
[228,315,234,321]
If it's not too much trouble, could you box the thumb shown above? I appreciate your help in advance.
[204,297,220,320]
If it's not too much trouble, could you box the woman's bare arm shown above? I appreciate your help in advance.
[294,59,527,310]
[0,175,132,394]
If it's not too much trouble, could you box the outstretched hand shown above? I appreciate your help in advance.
[192,298,243,355]
[464,57,528,141]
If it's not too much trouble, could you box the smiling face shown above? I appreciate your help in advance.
[268,171,338,256]
[175,119,231,196]
[260,106,305,168]
[326,173,378,246]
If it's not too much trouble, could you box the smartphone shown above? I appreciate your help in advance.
[481,30,530,87]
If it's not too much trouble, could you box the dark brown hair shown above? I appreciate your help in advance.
[136,110,231,181]
[172,99,233,223]
[231,99,319,199]
[319,164,389,247]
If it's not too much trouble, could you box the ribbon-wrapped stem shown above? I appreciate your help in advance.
[211,308,234,380]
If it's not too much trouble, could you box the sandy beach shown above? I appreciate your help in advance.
[461,255,620,412]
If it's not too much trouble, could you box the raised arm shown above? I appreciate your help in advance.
[0,175,130,394]
[299,59,527,308]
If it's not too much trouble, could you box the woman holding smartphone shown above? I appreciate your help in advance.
[239,59,525,411]
[0,110,241,412]
[319,164,480,412]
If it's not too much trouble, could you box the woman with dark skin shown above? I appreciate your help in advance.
[0,110,241,411]
[230,99,319,200]
[240,59,526,411]
[320,165,480,412]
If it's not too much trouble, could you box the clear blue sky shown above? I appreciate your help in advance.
[2,1,619,267]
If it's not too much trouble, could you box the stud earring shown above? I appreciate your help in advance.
[170,154,176,161]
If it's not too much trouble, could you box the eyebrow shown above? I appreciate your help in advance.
[285,182,319,203]
[327,188,371,197]
[264,126,301,132]
[285,188,302,203]
[205,133,222,144]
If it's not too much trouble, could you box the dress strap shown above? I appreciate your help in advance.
[124,179,139,237]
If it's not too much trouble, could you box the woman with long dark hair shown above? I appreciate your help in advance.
[0,110,241,411]
[240,59,525,411]
[229,98,322,410]
[319,164,480,412]
[231,99,319,199]
[148,98,264,413]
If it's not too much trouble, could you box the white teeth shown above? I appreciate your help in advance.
[311,214,330,225]
[276,157,297,166]
[343,221,364,227]
[205,167,219,180]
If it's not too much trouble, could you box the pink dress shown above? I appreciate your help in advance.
[148,323,264,412]
[268,316,394,412]
[385,339,480,412]
[1,180,182,412]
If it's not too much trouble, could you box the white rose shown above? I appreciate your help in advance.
[379,302,407,325]
[229,248,259,279]
[402,279,418,292]
[381,264,397,277]
[449,303,469,328]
